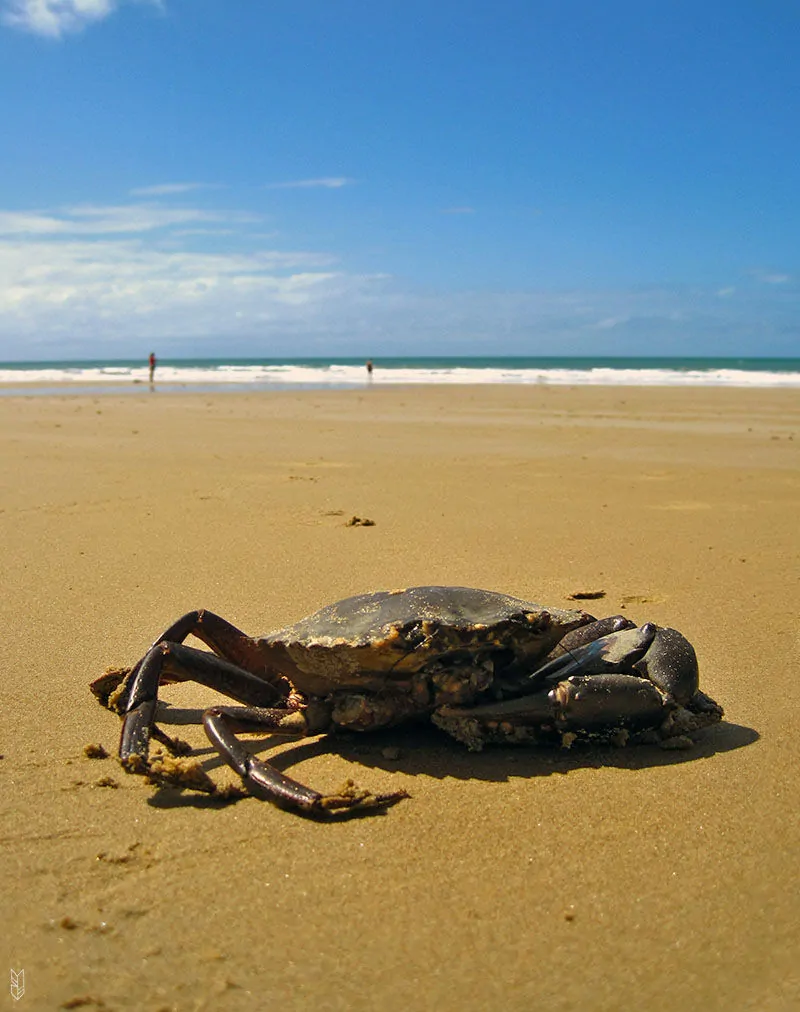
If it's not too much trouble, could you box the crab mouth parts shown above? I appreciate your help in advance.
[421,647,523,703]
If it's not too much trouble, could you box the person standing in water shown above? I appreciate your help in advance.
[148,352,157,385]
[366,359,374,381]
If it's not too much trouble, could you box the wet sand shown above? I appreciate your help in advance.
[1,384,798,1010]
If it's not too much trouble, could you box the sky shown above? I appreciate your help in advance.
[0,0,798,361]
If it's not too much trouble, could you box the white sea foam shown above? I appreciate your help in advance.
[1,362,799,388]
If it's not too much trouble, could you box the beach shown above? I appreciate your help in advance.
[1,383,798,1010]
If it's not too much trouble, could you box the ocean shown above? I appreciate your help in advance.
[1,356,799,392]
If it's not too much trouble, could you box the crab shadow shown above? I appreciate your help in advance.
[146,706,758,809]
[246,719,759,782]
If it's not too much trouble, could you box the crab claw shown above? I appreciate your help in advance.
[529,624,658,686]
[549,673,665,729]
[631,627,699,705]
[544,615,637,661]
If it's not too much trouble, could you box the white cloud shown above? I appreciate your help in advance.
[0,231,367,341]
[265,177,354,190]
[1,0,159,37]
[441,206,475,215]
[594,315,631,330]
[129,183,222,197]
[169,228,238,237]
[749,268,794,286]
[0,203,258,236]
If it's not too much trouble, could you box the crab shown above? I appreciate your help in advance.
[90,586,724,817]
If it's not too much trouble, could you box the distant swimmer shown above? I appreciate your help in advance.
[366,359,374,380]
[148,351,157,384]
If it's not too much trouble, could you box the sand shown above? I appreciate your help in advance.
[1,384,798,1011]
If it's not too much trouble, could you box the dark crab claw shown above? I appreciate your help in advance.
[631,626,699,705]
[528,624,658,687]
[549,673,665,729]
[544,615,636,661]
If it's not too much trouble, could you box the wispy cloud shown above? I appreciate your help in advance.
[593,315,631,330]
[130,183,223,198]
[0,203,258,236]
[1,0,161,38]
[265,177,355,190]
[440,206,475,215]
[170,228,239,237]
[749,268,794,286]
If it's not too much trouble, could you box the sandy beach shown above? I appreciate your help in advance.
[1,383,798,1011]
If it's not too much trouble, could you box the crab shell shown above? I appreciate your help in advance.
[257,586,596,702]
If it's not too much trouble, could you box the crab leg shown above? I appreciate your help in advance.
[117,645,407,815]
[145,610,269,670]
[120,641,287,763]
[92,610,289,709]
[203,706,409,815]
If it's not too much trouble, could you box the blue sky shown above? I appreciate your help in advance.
[1,0,798,360]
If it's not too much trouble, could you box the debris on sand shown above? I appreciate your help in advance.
[143,752,247,802]
[346,515,376,527]
[89,666,134,712]
[83,743,109,759]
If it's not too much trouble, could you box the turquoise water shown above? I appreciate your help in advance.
[2,355,799,372]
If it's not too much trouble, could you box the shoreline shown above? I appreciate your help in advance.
[0,380,369,396]
[2,374,800,397]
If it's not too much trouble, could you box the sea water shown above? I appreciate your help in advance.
[1,356,799,391]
